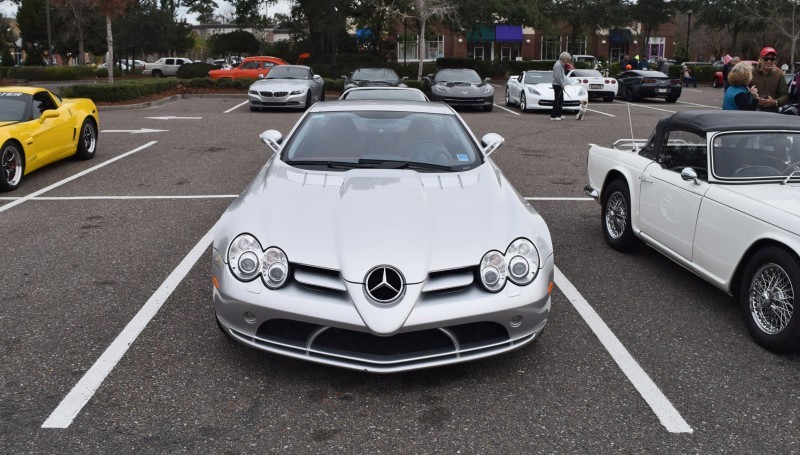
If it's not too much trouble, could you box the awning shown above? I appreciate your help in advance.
[609,29,632,44]
[356,28,373,38]
[495,25,522,42]
[467,25,494,42]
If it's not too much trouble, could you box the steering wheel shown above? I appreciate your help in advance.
[733,165,783,177]
[408,140,451,164]
[782,160,800,174]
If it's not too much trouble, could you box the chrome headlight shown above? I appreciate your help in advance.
[248,89,257,95]
[480,84,493,94]
[227,234,289,289]
[432,84,445,93]
[290,90,303,95]
[479,238,540,292]
[527,87,541,95]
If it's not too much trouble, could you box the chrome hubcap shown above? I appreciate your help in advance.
[605,192,626,239]
[83,123,96,154]
[2,145,21,185]
[750,263,794,335]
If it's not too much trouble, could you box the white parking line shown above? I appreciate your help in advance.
[677,100,721,109]
[0,142,158,214]
[225,101,249,113]
[554,266,693,434]
[42,226,216,428]
[525,197,593,201]
[494,104,521,116]
[586,109,615,117]
[617,101,676,114]
[491,83,502,88]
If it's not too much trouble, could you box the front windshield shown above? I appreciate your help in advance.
[0,93,29,122]
[266,67,310,79]
[342,89,427,101]
[281,111,483,172]
[571,70,602,78]
[523,72,550,84]
[712,132,800,180]
[435,70,482,84]
[351,68,400,83]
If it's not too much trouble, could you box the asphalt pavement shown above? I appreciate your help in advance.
[1,85,798,452]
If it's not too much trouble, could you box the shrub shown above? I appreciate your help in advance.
[323,77,344,93]
[177,62,216,79]
[7,65,97,81]
[63,79,180,102]
[7,66,47,80]
[95,67,122,78]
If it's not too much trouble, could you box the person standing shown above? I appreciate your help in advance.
[723,61,759,110]
[551,52,572,121]
[751,47,789,112]
[722,56,740,91]
[682,65,697,88]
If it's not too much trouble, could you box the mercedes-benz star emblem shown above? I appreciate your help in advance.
[364,266,405,304]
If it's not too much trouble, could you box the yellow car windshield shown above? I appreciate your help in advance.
[0,93,29,122]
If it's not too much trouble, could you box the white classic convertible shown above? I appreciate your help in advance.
[585,110,800,353]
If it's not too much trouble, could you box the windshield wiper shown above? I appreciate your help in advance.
[782,170,800,185]
[284,160,374,169]
[357,159,455,172]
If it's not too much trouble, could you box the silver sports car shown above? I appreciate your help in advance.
[211,100,554,373]
[248,65,325,111]
[424,68,495,111]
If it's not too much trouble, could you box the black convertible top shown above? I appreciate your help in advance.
[661,110,800,133]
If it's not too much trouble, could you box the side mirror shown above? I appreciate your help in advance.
[480,133,505,157]
[39,110,59,122]
[260,129,283,154]
[422,76,431,83]
[680,167,700,184]
[313,74,322,80]
[341,75,348,81]
[483,77,491,84]
[401,76,408,82]
[257,73,265,79]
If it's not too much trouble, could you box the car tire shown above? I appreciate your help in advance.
[0,140,24,192]
[505,88,512,106]
[740,247,800,353]
[75,118,98,160]
[305,92,312,110]
[665,95,678,103]
[152,69,162,78]
[601,179,638,252]
[483,103,493,112]
[520,93,527,112]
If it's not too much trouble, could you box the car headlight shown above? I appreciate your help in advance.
[578,88,587,97]
[432,84,445,93]
[527,87,540,95]
[248,89,257,94]
[227,234,289,289]
[481,84,493,94]
[479,238,540,292]
[290,90,303,95]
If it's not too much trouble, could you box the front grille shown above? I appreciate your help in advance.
[444,97,485,103]
[274,91,288,97]
[259,91,273,97]
[538,100,581,107]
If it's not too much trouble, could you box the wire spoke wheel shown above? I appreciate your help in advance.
[749,263,795,335]
[605,192,627,239]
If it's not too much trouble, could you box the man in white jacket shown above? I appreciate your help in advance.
[551,52,573,120]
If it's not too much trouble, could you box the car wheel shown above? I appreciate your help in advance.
[0,140,24,192]
[740,247,800,353]
[665,95,678,103]
[625,86,635,102]
[75,118,97,160]
[601,179,638,251]
[152,69,162,78]
[520,93,527,111]
[483,103,493,112]
[505,88,512,106]
[305,92,312,110]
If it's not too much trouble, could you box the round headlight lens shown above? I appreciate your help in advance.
[509,256,529,279]
[228,234,262,281]
[262,247,289,289]
[480,251,507,292]
[506,238,540,285]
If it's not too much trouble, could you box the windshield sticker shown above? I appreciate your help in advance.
[456,154,469,162]
[0,92,23,97]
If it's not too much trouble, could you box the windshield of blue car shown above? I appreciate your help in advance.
[435,70,482,84]
[712,132,800,180]
[571,70,602,78]
[282,111,483,172]
[351,69,400,83]
[266,67,310,79]
[342,89,427,102]
[0,93,30,122]
[523,72,550,84]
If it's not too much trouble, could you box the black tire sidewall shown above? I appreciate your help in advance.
[601,180,638,251]
[739,247,800,353]
[75,119,96,160]
[0,141,23,191]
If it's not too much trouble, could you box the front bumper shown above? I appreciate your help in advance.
[429,93,494,109]
[212,251,554,373]
[248,91,307,109]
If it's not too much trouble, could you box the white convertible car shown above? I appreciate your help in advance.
[505,70,587,112]
[585,110,800,353]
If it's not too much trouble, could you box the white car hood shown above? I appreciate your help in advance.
[251,79,311,91]
[527,83,584,97]
[216,159,551,284]
[712,183,800,234]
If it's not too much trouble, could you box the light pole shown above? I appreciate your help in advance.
[45,0,53,65]
[686,9,693,61]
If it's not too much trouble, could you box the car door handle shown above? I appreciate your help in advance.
[639,175,653,183]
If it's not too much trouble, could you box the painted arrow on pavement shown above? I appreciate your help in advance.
[145,116,203,120]
[101,128,169,134]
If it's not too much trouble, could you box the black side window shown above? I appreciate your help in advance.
[659,129,708,179]
[31,92,57,120]
[166,59,175,65]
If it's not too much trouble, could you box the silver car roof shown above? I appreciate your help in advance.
[309,100,456,115]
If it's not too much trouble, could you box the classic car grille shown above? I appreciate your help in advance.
[241,319,515,370]
[259,91,289,97]
[290,264,476,294]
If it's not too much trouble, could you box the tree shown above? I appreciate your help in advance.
[93,0,135,83]
[209,30,260,56]
[544,0,630,54]
[16,0,49,64]
[736,0,800,70]
[630,0,676,60]
[390,0,459,80]
[695,0,760,54]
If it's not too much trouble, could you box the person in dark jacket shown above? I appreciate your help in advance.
[751,47,789,112]
[723,61,759,110]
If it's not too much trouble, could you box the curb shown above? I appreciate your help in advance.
[97,93,248,111]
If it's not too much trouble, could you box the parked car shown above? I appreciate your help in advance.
[505,70,588,112]
[585,110,800,353]
[141,57,192,77]
[339,87,429,102]
[713,60,757,88]
[572,54,600,70]
[424,68,494,111]
[211,100,555,372]
[0,86,99,192]
[341,68,408,92]
[247,65,324,111]
[616,69,682,102]
[209,56,288,80]
[567,69,617,102]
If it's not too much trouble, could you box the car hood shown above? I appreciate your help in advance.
[526,83,585,97]
[434,82,492,95]
[215,158,552,284]
[348,80,400,87]
[251,79,312,90]
[712,183,800,234]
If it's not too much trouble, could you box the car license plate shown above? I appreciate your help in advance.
[657,88,667,93]
[590,84,602,89]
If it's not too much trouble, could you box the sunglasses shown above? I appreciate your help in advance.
[763,57,777,61]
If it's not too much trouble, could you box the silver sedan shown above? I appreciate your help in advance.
[247,65,325,111]
[211,100,555,372]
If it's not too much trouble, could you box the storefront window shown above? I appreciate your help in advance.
[397,35,444,61]
[541,36,561,60]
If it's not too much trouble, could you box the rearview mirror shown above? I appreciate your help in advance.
[481,133,505,157]
[260,129,283,154]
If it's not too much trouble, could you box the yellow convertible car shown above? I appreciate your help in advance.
[0,86,99,192]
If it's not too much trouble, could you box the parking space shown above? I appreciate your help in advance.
[2,88,799,451]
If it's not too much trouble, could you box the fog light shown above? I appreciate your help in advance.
[243,312,257,324]
[510,315,523,327]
